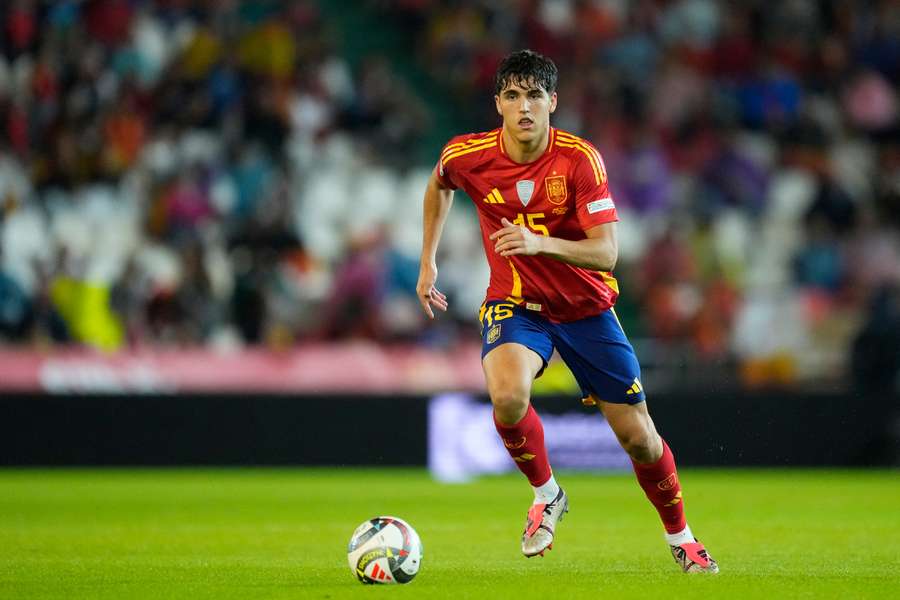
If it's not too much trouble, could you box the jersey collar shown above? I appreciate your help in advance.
[499,127,556,163]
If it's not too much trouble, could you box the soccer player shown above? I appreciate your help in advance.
[416,50,718,573]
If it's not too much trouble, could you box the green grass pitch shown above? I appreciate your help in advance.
[1,469,898,599]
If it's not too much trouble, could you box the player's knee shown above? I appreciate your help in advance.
[490,386,530,425]
[620,430,662,464]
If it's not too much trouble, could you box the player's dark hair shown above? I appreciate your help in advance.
[495,50,558,96]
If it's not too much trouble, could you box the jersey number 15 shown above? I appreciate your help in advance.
[512,212,548,236]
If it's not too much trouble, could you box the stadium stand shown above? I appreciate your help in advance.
[0,0,898,392]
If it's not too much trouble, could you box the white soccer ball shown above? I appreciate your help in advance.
[347,516,423,584]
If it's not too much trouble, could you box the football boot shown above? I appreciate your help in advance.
[670,539,719,573]
[522,488,568,557]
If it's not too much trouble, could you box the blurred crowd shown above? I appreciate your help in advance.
[0,0,428,352]
[1,0,899,390]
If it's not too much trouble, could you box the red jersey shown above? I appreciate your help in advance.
[435,127,619,323]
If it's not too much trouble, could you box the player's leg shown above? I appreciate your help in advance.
[479,302,566,557]
[553,309,718,572]
[484,342,542,424]
[595,398,684,534]
[597,398,717,572]
[484,343,568,557]
[483,342,552,488]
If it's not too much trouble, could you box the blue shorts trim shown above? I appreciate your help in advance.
[479,301,645,405]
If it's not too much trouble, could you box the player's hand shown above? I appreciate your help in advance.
[490,217,544,257]
[416,264,448,319]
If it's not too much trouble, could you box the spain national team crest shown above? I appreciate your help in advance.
[544,175,568,205]
[487,324,502,344]
[516,180,534,207]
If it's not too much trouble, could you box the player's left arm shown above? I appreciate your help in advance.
[491,218,617,271]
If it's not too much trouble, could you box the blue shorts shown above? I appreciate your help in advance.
[479,300,646,405]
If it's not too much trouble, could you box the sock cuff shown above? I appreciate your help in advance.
[631,437,674,473]
[493,403,536,431]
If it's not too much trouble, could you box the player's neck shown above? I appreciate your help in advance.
[502,126,551,164]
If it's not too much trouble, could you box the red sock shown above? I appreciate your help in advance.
[493,404,552,487]
[631,438,686,534]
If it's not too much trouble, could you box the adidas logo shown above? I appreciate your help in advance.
[483,188,505,204]
[664,491,683,507]
[625,377,643,395]
[370,563,392,581]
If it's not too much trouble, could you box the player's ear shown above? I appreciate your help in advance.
[549,92,558,114]
[495,95,502,116]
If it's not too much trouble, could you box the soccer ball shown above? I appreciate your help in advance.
[347,516,423,584]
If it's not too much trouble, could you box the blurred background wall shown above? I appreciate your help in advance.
[0,0,898,466]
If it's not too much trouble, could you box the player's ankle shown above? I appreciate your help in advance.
[664,524,695,547]
[532,473,560,504]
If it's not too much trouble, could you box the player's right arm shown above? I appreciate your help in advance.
[417,171,453,319]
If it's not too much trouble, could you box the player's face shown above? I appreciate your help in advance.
[495,80,557,144]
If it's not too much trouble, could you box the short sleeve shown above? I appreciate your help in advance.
[434,142,460,190]
[573,145,618,231]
